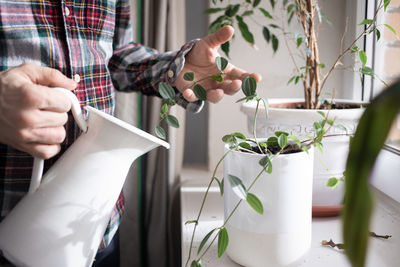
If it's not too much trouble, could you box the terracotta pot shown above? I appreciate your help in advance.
[241,98,366,217]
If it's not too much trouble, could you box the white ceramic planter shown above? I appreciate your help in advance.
[241,98,366,215]
[224,145,314,267]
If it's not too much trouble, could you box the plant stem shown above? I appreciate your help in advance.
[184,148,233,267]
[253,98,265,154]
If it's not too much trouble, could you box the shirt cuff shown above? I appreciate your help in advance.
[165,39,204,113]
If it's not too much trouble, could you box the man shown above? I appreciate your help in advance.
[0,1,260,266]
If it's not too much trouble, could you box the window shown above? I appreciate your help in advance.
[366,0,400,151]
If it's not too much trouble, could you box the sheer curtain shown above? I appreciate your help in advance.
[116,0,186,266]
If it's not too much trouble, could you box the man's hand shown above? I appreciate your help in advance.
[0,63,77,159]
[174,26,261,103]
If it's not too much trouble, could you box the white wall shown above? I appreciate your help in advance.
[208,0,350,170]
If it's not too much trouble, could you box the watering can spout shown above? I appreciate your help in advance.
[0,88,170,267]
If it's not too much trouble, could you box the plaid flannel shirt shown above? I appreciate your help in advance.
[0,0,200,253]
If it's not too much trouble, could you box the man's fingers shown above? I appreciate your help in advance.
[22,63,77,90]
[27,143,62,159]
[25,126,66,144]
[203,25,234,50]
[35,85,73,112]
[207,89,224,103]
[182,89,198,102]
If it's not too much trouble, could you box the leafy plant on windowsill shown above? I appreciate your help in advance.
[155,56,341,267]
[343,80,400,267]
[207,0,396,109]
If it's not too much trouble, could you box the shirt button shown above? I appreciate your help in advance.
[65,6,70,16]
[74,74,81,83]
[167,70,174,78]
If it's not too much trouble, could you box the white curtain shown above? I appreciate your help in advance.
[115,0,186,266]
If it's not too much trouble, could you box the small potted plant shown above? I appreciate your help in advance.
[156,56,339,266]
[206,0,396,216]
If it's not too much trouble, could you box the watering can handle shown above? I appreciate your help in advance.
[29,88,88,194]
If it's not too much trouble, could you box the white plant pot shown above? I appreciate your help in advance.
[241,98,366,216]
[224,145,314,267]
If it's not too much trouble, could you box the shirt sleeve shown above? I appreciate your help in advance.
[108,0,203,113]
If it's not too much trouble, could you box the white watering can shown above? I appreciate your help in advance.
[0,88,169,267]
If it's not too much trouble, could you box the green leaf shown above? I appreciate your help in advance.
[288,135,301,148]
[288,11,295,24]
[275,131,289,137]
[166,115,180,128]
[376,28,381,41]
[327,119,334,126]
[334,124,348,134]
[242,10,254,17]
[287,76,295,85]
[236,15,255,45]
[267,136,278,147]
[246,193,264,214]
[359,51,367,67]
[233,132,247,140]
[158,82,175,100]
[269,0,276,9]
[360,66,374,77]
[262,26,271,43]
[278,134,288,149]
[191,260,201,267]
[259,155,272,173]
[359,19,374,25]
[185,220,198,225]
[214,177,224,196]
[222,134,236,144]
[384,0,391,11]
[236,96,248,103]
[211,75,223,82]
[343,81,400,267]
[302,146,309,153]
[259,142,267,150]
[184,72,194,81]
[326,177,339,189]
[287,3,295,13]
[259,8,272,19]
[216,56,229,71]
[313,121,322,130]
[198,228,218,254]
[194,84,207,101]
[314,142,323,152]
[155,126,166,139]
[351,45,360,53]
[239,142,252,150]
[269,24,280,29]
[296,37,303,47]
[225,4,240,17]
[205,8,225,14]
[241,76,257,97]
[218,227,229,258]
[294,76,300,84]
[253,0,261,7]
[283,0,289,7]
[384,24,397,35]
[221,41,230,58]
[272,34,279,52]
[317,111,326,118]
[161,103,169,114]
[227,174,247,200]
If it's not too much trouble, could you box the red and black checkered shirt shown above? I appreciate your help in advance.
[0,0,197,250]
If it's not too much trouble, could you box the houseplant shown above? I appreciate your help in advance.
[156,56,341,266]
[343,79,400,267]
[207,0,396,215]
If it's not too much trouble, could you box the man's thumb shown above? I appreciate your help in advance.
[204,25,234,49]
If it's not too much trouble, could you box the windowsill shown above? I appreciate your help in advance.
[180,159,400,266]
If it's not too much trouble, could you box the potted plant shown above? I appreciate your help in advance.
[343,79,400,267]
[206,0,396,216]
[156,56,341,266]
